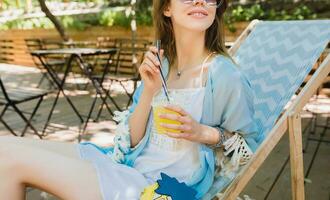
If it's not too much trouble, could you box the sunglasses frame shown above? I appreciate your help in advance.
[180,0,224,8]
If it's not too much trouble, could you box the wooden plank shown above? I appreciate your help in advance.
[263,117,327,200]
[288,113,305,200]
[222,115,289,199]
[229,19,260,56]
[290,54,330,114]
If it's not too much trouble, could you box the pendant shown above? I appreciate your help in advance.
[177,71,181,77]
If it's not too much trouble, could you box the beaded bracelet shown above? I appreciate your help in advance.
[208,126,227,149]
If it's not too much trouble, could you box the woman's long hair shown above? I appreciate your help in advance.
[152,0,232,68]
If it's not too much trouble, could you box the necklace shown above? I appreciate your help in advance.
[176,64,197,78]
[176,71,182,77]
[176,52,214,78]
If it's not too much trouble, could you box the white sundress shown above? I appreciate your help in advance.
[133,85,206,184]
[77,53,214,200]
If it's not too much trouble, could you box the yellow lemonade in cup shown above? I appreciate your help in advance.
[153,105,182,134]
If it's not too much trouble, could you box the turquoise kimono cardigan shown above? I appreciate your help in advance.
[91,54,263,199]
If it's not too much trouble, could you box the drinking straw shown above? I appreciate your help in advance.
[155,40,170,102]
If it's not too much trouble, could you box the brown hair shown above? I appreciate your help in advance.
[152,0,232,68]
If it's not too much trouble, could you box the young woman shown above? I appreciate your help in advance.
[0,0,262,199]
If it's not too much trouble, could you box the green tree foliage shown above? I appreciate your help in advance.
[0,0,322,31]
[224,4,317,32]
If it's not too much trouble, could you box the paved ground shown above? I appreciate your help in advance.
[0,64,328,200]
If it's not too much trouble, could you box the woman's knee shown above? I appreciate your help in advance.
[0,136,20,147]
[0,142,17,158]
[0,144,27,175]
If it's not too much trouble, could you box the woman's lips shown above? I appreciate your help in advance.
[188,9,208,19]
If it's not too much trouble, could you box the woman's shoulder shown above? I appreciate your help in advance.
[209,54,255,105]
[210,54,250,88]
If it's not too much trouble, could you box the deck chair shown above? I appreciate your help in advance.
[203,20,330,200]
[0,77,50,139]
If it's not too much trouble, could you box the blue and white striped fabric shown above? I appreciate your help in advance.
[205,20,330,199]
[235,20,330,138]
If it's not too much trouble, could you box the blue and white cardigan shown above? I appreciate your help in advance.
[97,54,263,199]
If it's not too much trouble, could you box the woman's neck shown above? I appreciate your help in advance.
[173,27,210,69]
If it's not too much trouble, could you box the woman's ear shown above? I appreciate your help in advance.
[163,7,171,17]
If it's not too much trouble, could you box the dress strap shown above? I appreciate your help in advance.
[198,51,216,88]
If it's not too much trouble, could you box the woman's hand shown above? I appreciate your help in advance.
[159,105,204,142]
[139,46,164,95]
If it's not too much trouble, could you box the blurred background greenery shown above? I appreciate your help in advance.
[0,0,329,32]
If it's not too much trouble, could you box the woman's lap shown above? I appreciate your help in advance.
[79,143,149,200]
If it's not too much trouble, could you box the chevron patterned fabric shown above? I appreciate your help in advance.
[234,20,330,141]
[205,20,330,199]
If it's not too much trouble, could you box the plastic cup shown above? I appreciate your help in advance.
[153,106,182,134]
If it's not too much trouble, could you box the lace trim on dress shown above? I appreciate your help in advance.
[214,133,254,179]
[109,110,132,163]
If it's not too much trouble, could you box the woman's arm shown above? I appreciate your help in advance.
[128,89,154,147]
[128,46,164,148]
[198,125,233,146]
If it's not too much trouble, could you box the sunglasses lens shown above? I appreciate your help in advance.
[180,0,222,7]
[207,0,222,6]
[182,0,192,4]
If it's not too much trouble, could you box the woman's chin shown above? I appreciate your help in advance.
[173,19,213,33]
[185,25,212,32]
[183,20,213,31]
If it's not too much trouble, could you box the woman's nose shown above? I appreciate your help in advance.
[192,0,207,6]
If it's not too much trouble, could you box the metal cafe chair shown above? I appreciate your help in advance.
[93,38,151,121]
[0,77,50,138]
[25,38,66,89]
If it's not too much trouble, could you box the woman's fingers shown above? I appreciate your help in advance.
[145,51,161,67]
[138,46,164,94]
[164,131,190,139]
[160,123,192,132]
[145,49,159,61]
[163,105,189,116]
[149,46,159,54]
[142,58,159,74]
[148,46,164,63]
[159,113,191,124]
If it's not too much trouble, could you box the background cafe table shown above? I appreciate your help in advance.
[31,48,118,140]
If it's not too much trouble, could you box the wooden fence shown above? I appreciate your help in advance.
[0,26,152,66]
[0,23,247,67]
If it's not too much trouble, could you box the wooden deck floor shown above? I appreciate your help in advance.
[0,64,329,200]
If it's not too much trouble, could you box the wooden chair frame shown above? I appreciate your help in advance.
[220,19,330,200]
